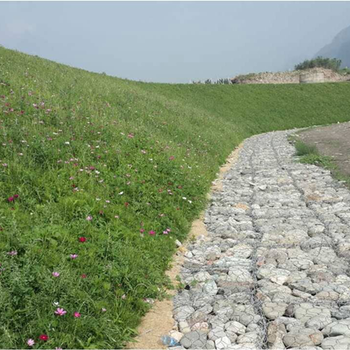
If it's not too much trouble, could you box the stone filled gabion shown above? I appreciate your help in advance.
[171,130,350,349]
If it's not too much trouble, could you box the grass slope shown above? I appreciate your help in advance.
[1,47,350,349]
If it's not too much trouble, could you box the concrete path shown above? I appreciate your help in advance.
[171,130,350,349]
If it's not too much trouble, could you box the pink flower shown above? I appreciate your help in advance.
[78,237,87,243]
[14,194,19,199]
[81,274,87,279]
[86,215,92,221]
[52,272,60,277]
[121,294,126,299]
[140,228,145,233]
[101,308,107,312]
[163,230,168,235]
[7,250,17,256]
[55,308,67,316]
[8,197,14,202]
[169,156,175,160]
[27,339,35,347]
[70,254,78,259]
[148,230,155,235]
[74,312,81,318]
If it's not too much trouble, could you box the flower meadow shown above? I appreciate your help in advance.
[1,47,350,349]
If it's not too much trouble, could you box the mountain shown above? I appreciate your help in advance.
[315,25,350,68]
[315,26,350,67]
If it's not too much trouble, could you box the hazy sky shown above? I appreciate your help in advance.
[1,2,350,83]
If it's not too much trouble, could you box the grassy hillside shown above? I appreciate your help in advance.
[0,47,350,349]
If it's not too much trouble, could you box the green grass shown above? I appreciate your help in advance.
[294,139,319,156]
[1,46,350,349]
[293,138,350,188]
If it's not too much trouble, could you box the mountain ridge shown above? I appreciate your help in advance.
[315,25,350,68]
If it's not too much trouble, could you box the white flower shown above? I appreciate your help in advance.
[119,191,124,195]
[65,141,70,145]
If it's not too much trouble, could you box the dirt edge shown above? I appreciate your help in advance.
[126,142,244,349]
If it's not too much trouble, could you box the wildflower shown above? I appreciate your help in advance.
[2,163,8,167]
[39,334,49,341]
[52,272,60,277]
[7,251,17,256]
[118,191,124,195]
[55,308,67,316]
[101,308,107,312]
[27,339,35,347]
[8,196,14,202]
[169,156,175,160]
[121,294,126,299]
[56,348,63,350]
[53,301,59,306]
[78,237,87,243]
[74,312,81,318]
[140,228,145,233]
[81,274,87,278]
[149,230,156,235]
[14,194,19,199]
[86,215,92,221]
[70,254,78,259]
[64,141,70,145]
[163,230,168,235]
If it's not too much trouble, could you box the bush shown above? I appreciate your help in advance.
[295,56,342,72]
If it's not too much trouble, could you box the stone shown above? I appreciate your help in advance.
[262,302,288,320]
[215,336,231,350]
[283,328,323,347]
[225,321,246,335]
[321,335,350,349]
[174,306,195,322]
[180,330,207,349]
[179,321,191,334]
[203,280,218,296]
[169,330,184,342]
[294,303,331,325]
[306,315,333,330]
[237,332,259,344]
[208,327,226,341]
[322,320,350,337]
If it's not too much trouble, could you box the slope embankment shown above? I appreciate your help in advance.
[1,46,350,348]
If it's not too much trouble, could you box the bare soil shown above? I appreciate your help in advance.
[297,122,350,176]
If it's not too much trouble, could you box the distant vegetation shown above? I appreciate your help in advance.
[295,56,342,71]
[1,47,350,349]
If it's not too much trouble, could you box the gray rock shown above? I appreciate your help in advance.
[283,328,323,347]
[180,330,208,349]
[262,302,288,320]
[322,320,350,337]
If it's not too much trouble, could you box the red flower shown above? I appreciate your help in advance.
[78,237,87,243]
[8,197,14,202]
[14,194,19,199]
[124,202,129,207]
[81,274,87,279]
[39,334,49,341]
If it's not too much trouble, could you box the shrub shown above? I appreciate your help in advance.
[295,56,342,71]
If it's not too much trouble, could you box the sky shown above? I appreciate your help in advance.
[0,2,350,83]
